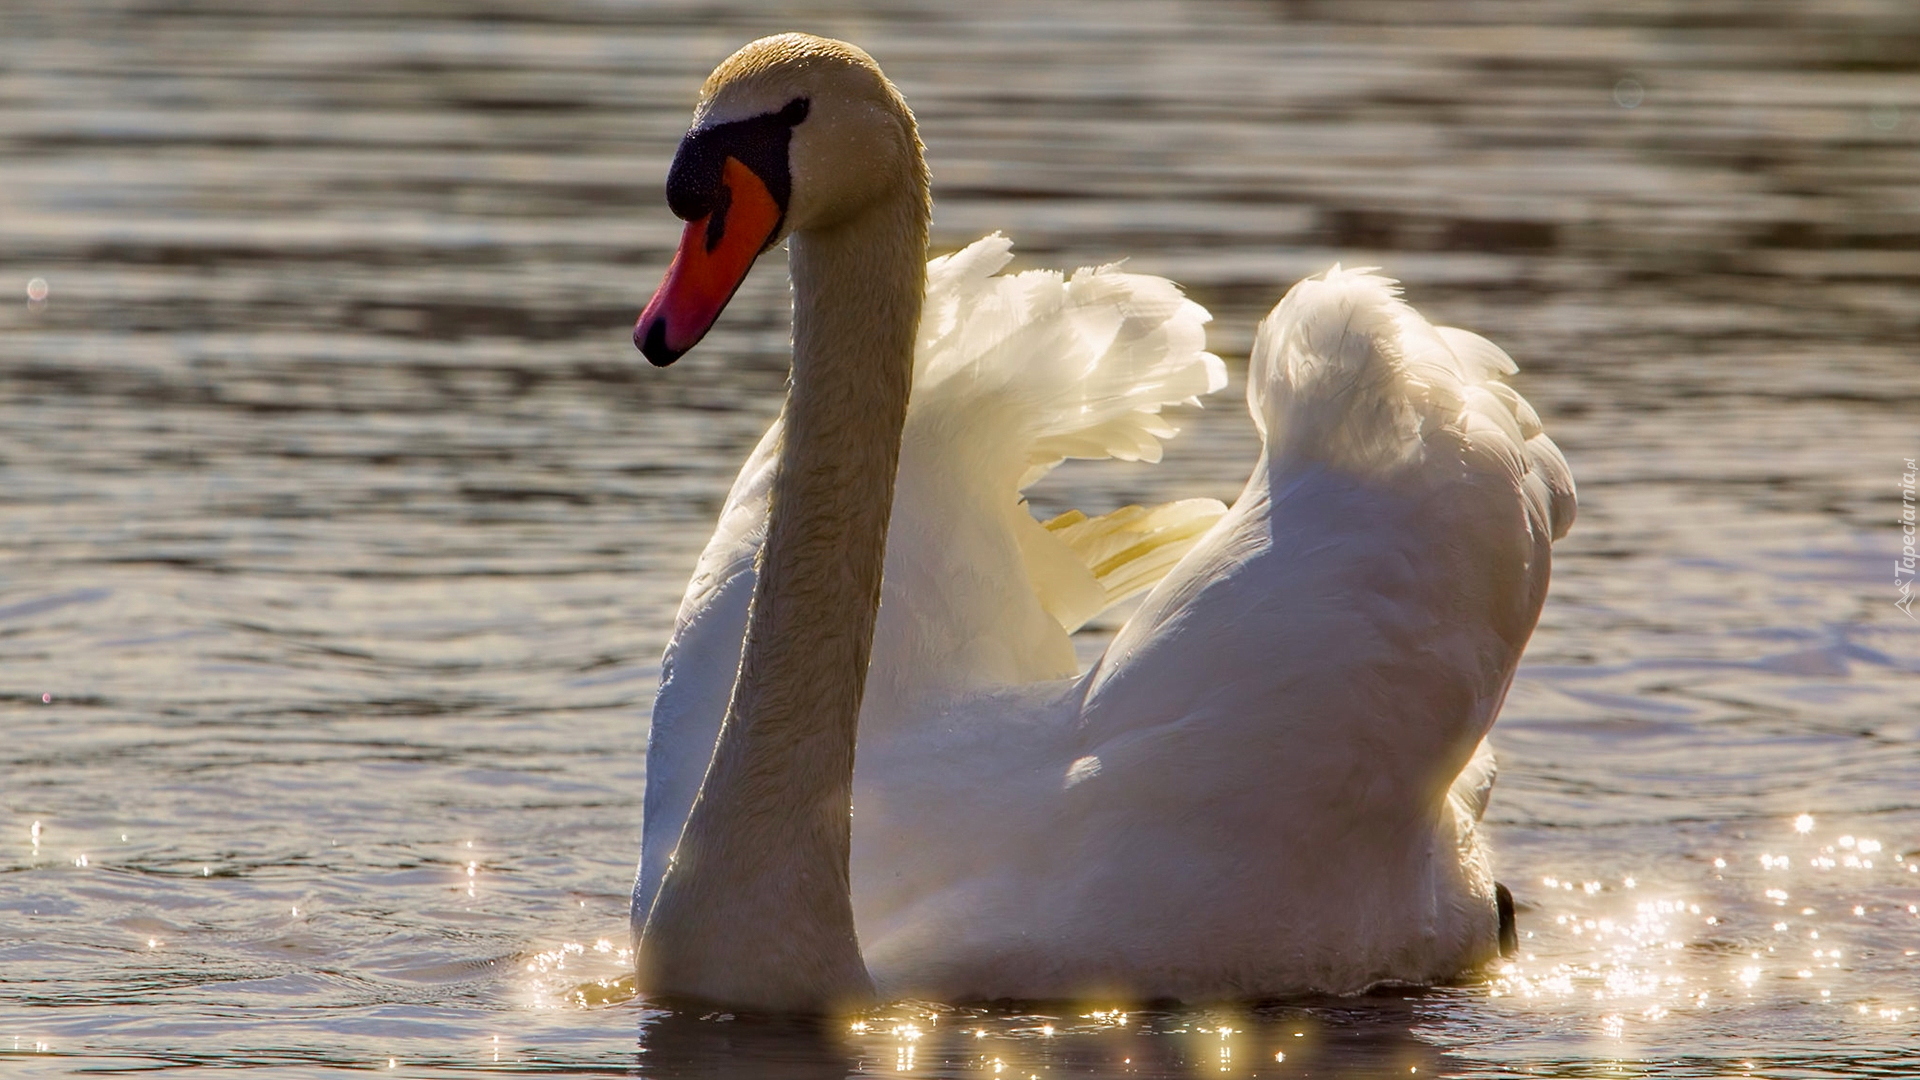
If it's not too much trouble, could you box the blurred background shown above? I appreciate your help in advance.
[2,1,1917,1076]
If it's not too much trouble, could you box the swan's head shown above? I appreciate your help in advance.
[635,33,923,366]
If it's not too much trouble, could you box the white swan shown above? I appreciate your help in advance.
[629,34,1575,1011]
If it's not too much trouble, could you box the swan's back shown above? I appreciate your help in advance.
[864,268,1575,1000]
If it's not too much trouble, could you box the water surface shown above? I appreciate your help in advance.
[3,0,1918,1075]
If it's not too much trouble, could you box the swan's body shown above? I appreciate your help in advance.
[630,34,1574,1009]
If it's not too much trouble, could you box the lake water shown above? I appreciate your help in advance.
[3,0,1918,1075]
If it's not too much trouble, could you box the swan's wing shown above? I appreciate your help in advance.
[1041,498,1227,622]
[863,236,1227,711]
[1008,268,1576,991]
[916,237,1225,480]
[1084,265,1574,731]
[1241,266,1573,543]
[634,417,779,923]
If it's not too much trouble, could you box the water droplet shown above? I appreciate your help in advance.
[25,278,49,303]
[1613,79,1645,109]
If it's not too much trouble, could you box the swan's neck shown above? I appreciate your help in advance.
[639,180,929,1011]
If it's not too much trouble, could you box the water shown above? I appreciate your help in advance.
[3,0,1918,1075]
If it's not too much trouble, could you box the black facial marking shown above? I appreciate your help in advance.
[775,97,810,126]
[666,97,810,252]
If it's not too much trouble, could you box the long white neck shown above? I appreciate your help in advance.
[638,176,929,1012]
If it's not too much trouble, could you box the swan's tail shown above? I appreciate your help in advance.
[1248,266,1575,543]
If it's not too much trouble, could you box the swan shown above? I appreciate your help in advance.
[629,33,1575,1012]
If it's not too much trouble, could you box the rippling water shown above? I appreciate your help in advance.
[4,1,1918,1075]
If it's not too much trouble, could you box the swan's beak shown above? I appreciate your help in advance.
[635,157,784,366]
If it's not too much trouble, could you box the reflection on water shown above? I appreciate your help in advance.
[2,0,1918,1075]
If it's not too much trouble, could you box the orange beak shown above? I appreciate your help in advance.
[635,157,785,366]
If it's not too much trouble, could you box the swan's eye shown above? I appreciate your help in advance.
[665,98,811,240]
